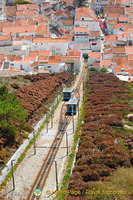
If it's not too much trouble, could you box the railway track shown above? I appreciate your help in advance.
[27,61,87,200]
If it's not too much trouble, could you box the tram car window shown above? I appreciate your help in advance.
[66,99,78,115]
[63,88,74,101]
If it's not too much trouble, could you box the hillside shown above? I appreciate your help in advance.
[67,71,133,200]
[0,72,75,172]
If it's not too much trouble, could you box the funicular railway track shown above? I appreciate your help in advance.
[27,61,87,200]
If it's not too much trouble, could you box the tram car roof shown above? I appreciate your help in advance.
[67,98,78,105]
[63,88,74,93]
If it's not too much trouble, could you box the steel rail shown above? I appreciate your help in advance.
[27,62,86,200]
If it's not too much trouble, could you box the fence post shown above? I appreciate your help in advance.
[72,105,74,134]
[55,161,58,191]
[11,160,15,190]
[33,131,36,155]
[66,132,68,156]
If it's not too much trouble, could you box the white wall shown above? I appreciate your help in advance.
[14,62,30,72]
[75,21,100,31]
[31,42,68,55]
[88,58,100,65]
[116,74,130,81]
[38,62,67,73]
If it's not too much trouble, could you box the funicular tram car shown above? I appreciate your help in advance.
[63,88,74,101]
[66,98,79,115]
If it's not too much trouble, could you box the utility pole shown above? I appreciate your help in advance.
[53,97,54,118]
[78,100,79,117]
[66,132,68,156]
[83,75,85,101]
[72,105,74,134]
[46,114,48,133]
[11,159,15,190]
[55,161,58,191]
[33,131,36,155]
[51,114,53,128]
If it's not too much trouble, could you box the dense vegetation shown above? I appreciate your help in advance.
[67,72,133,200]
[74,0,88,7]
[0,72,75,164]
[16,72,75,125]
[15,0,31,4]
[0,85,28,144]
[0,85,28,163]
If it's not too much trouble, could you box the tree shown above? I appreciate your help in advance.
[0,86,28,145]
[0,85,8,100]
[101,67,109,73]
[89,67,97,71]
[74,0,88,7]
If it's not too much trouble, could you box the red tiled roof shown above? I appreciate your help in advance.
[67,49,80,56]
[113,46,125,54]
[29,4,39,10]
[33,38,68,43]
[101,59,112,66]
[36,24,48,32]
[93,62,100,67]
[61,55,79,63]
[75,7,98,21]
[125,46,133,54]
[31,61,39,67]
[126,68,133,75]
[42,3,51,8]
[30,50,51,56]
[104,44,112,49]
[37,70,50,74]
[103,49,113,55]
[113,56,128,67]
[89,31,100,37]
[0,34,11,41]
[75,26,89,33]
[103,7,124,15]
[128,54,133,60]
[17,4,28,11]
[54,10,69,17]
[61,20,73,26]
[38,56,49,62]
[3,25,35,34]
[105,35,117,42]
[23,56,36,61]
[107,13,120,18]
[88,52,101,59]
[119,15,128,21]
[19,35,33,41]
[114,23,126,29]
[48,55,61,64]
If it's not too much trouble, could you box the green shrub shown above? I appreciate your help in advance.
[101,67,109,72]
[89,67,97,71]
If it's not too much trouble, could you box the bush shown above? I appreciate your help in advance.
[82,169,100,182]
[101,67,108,72]
[89,67,97,71]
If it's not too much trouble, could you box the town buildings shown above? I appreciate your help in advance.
[0,0,132,81]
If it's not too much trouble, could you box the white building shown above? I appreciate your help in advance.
[75,7,100,31]
[31,38,68,55]
[74,26,89,43]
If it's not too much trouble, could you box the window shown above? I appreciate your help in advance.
[20,65,23,70]
[82,18,84,20]
[48,66,51,68]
